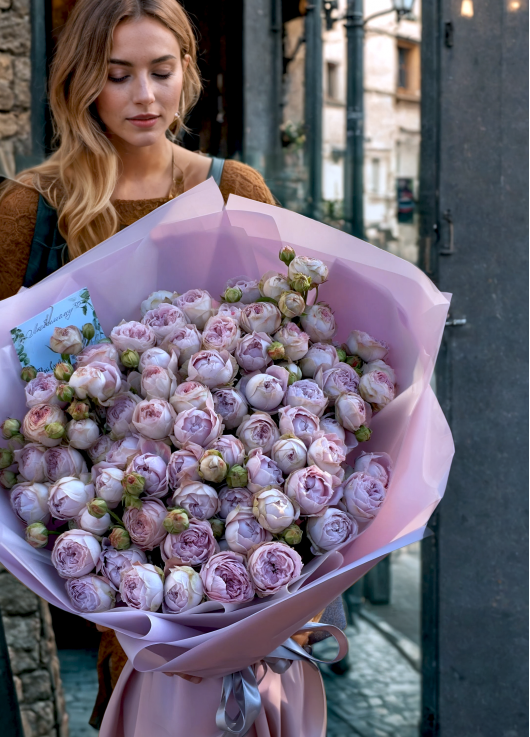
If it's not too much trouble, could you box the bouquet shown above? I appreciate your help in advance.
[0,181,454,736]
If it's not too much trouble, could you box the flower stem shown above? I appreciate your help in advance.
[109,510,123,525]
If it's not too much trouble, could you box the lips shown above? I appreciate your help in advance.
[127,115,161,129]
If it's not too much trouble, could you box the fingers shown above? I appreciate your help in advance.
[162,672,202,684]
[95,624,112,633]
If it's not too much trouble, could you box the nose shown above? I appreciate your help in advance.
[132,72,156,106]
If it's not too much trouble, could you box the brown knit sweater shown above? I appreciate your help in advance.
[0,159,275,301]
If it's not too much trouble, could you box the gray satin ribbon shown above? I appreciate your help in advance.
[215,622,348,737]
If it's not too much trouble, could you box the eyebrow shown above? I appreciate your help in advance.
[108,55,177,66]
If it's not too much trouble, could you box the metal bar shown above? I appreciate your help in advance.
[344,0,364,238]
[304,0,323,220]
[29,0,48,161]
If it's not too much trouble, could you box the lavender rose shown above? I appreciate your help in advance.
[225,276,261,305]
[271,436,307,474]
[76,342,120,368]
[140,365,176,401]
[236,413,280,455]
[258,271,291,300]
[358,370,395,411]
[175,289,215,329]
[127,453,168,497]
[278,405,320,448]
[106,393,141,440]
[240,303,282,335]
[217,487,254,520]
[25,372,63,408]
[345,330,389,362]
[48,477,94,520]
[283,380,328,418]
[105,435,142,468]
[22,404,67,447]
[307,432,347,477]
[200,551,255,603]
[206,437,245,470]
[202,314,240,353]
[318,363,360,404]
[362,359,396,385]
[120,563,164,611]
[87,434,114,464]
[245,448,283,493]
[299,344,339,378]
[212,388,248,430]
[170,381,213,414]
[163,565,204,613]
[341,472,387,528]
[172,407,223,450]
[353,452,393,487]
[187,350,236,388]
[288,256,328,285]
[170,481,219,521]
[132,398,176,440]
[140,290,178,316]
[161,519,219,565]
[225,506,272,554]
[217,302,242,325]
[69,361,122,403]
[92,464,125,508]
[253,487,299,533]
[138,347,172,373]
[142,303,188,343]
[15,443,46,482]
[110,321,157,354]
[10,482,50,525]
[66,575,116,612]
[49,325,83,355]
[306,508,358,554]
[97,543,147,588]
[160,325,202,365]
[335,392,367,432]
[285,465,341,515]
[77,507,111,536]
[51,529,101,578]
[300,304,336,342]
[319,414,358,450]
[243,366,289,412]
[234,331,272,372]
[123,499,167,550]
[167,443,203,490]
[66,419,100,450]
[273,322,309,362]
[247,542,303,596]
[43,446,87,482]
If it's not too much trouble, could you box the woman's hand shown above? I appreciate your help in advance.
[291,609,325,649]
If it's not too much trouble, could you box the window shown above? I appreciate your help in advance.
[371,158,381,194]
[398,47,410,90]
[397,40,420,95]
[326,62,339,101]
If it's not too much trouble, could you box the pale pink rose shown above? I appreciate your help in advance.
[66,575,115,612]
[362,359,396,385]
[217,487,254,520]
[43,446,87,482]
[170,381,213,414]
[123,499,167,550]
[278,405,320,448]
[273,322,309,361]
[167,443,203,490]
[10,482,50,524]
[259,271,291,300]
[131,398,176,440]
[288,256,328,285]
[49,325,83,355]
[87,434,114,464]
[161,519,219,565]
[247,542,303,597]
[120,563,164,611]
[105,435,142,468]
[307,432,347,477]
[271,436,307,474]
[217,302,242,325]
[202,314,240,353]
[236,413,280,455]
[77,507,111,536]
[300,303,337,342]
[299,344,339,378]
[110,321,157,354]
[341,471,387,528]
[240,302,282,335]
[163,566,204,614]
[358,371,395,410]
[51,529,101,578]
[75,342,120,368]
[66,419,101,450]
[225,507,272,554]
[92,464,125,508]
[187,350,236,388]
[106,393,141,440]
[234,331,272,372]
[138,347,172,373]
[307,508,358,554]
[69,361,122,403]
[175,289,214,330]
[225,276,261,305]
[22,404,67,448]
[140,290,178,316]
[317,363,360,403]
[206,435,245,467]
[170,480,219,521]
[353,452,393,487]
[200,551,255,603]
[15,443,46,482]
[140,365,175,401]
[25,372,64,408]
[335,392,367,431]
[48,477,95,520]
[345,330,389,362]
[97,543,147,589]
[160,325,202,365]
[319,414,358,450]
[245,448,283,493]
[283,380,328,417]
[285,465,341,515]
[127,453,168,497]
[172,407,223,449]
[212,388,248,430]
[142,303,188,343]
[253,487,299,534]
[243,366,289,412]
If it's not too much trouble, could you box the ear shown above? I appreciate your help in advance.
[182,54,191,73]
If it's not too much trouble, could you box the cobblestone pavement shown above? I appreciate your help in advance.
[57,649,98,736]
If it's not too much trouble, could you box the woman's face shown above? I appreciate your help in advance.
[96,17,189,149]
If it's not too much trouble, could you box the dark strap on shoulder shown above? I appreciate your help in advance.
[23,195,68,288]
[208,156,225,186]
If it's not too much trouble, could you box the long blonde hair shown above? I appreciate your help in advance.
[2,0,201,259]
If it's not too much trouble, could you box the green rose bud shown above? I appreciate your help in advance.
[122,492,143,509]
[20,366,38,383]
[279,245,296,266]
[208,517,225,539]
[108,527,131,550]
[99,338,112,344]
[289,273,312,293]
[0,470,17,489]
[56,384,75,403]
[25,522,49,549]
[122,472,145,497]
[354,425,372,442]
[45,422,65,440]
[336,348,347,363]
[155,565,165,583]
[82,323,95,341]
[278,523,303,546]
[223,287,243,303]
[267,341,286,361]
[199,450,228,484]
[8,433,26,452]
[54,362,74,382]
[87,498,109,519]
[346,355,363,369]
[121,349,140,369]
[67,400,90,421]
[226,464,248,489]
[0,448,14,470]
[163,508,190,534]
[1,418,21,439]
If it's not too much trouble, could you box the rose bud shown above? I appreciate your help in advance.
[319,414,357,449]
[279,245,296,266]
[163,508,190,535]
[87,498,109,519]
[267,341,286,361]
[87,434,114,465]
[218,487,254,520]
[285,465,341,515]
[161,518,219,565]
[244,366,289,412]
[108,526,131,550]
[0,470,17,489]
[122,472,145,497]
[15,443,46,482]
[289,273,312,294]
[353,452,393,487]
[259,271,291,300]
[97,543,146,587]
[167,444,203,490]
[273,322,309,362]
[120,563,164,611]
[77,506,111,536]
[127,453,167,498]
[56,383,74,404]
[187,349,236,389]
[317,363,360,403]
[200,551,255,603]
[23,404,67,447]
[170,480,219,521]
[140,290,178,316]
[278,523,303,547]
[0,448,13,469]
[336,348,347,363]
[121,349,140,369]
[245,448,283,493]
[110,321,157,354]
[25,522,49,548]
[91,465,124,509]
[236,412,280,455]
[65,575,115,613]
[123,499,167,550]
[105,435,141,468]
[66,418,100,449]
[10,482,50,525]
[140,365,175,401]
[137,347,170,374]
[50,326,83,356]
[225,506,272,554]
[300,303,336,342]
[8,433,26,452]
[142,303,188,344]
[240,302,282,335]
[207,437,245,469]
[66,400,90,421]
[278,291,306,319]
[335,391,368,432]
[48,476,95,520]
[170,381,213,415]
[283,380,328,418]
[172,406,223,449]
[163,566,204,614]
[69,361,122,403]
[253,486,299,533]
[307,508,358,554]
[2,418,21,439]
[354,425,372,442]
[45,422,65,440]
[209,517,225,539]
[358,370,395,411]
[160,324,201,365]
[363,359,396,385]
[300,344,339,379]
[341,471,386,529]
[79,323,95,342]
[175,289,215,329]
[248,541,303,597]
[21,366,38,383]
[226,464,249,489]
[307,432,347,477]
[271,435,307,474]
[198,450,228,484]
[202,314,241,353]
[54,362,74,382]
[226,276,261,305]
[346,354,363,370]
[345,330,389,362]
[51,529,101,577]
[131,398,176,440]
[43,446,87,482]
[223,286,243,303]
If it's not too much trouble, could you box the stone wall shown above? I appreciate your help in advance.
[0,0,32,177]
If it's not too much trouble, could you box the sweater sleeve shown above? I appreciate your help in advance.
[219,160,277,206]
[0,183,39,300]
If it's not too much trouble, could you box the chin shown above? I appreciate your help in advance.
[112,127,168,149]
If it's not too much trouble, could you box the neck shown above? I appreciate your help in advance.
[112,136,173,181]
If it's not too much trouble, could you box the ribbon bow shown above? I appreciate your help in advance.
[215,622,349,737]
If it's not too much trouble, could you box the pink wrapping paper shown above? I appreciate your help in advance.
[0,180,454,736]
